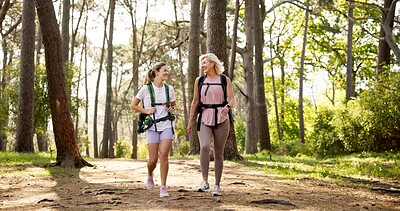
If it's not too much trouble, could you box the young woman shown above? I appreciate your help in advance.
[187,53,235,196]
[130,62,176,198]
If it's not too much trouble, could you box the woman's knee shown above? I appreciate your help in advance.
[148,157,158,166]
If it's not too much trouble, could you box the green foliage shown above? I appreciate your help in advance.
[358,73,400,151]
[137,140,149,159]
[175,140,190,156]
[114,137,132,158]
[309,73,400,157]
[234,116,245,153]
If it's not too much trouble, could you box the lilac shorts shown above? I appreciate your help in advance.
[146,128,174,144]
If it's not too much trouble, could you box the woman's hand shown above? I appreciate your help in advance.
[167,106,175,113]
[187,121,193,134]
[221,105,230,116]
[146,107,156,115]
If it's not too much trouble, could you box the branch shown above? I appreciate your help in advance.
[382,0,400,61]
[2,15,21,37]
[266,0,311,14]
[328,4,381,40]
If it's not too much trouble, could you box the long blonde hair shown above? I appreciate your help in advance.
[199,53,224,75]
[144,62,166,84]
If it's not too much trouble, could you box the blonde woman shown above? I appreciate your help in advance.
[187,53,235,196]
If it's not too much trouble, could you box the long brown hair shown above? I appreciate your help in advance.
[143,62,166,84]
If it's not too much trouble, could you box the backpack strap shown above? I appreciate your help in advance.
[196,74,228,131]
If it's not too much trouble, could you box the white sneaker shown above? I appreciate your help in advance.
[198,181,209,192]
[212,186,221,196]
[146,173,154,190]
[160,186,169,197]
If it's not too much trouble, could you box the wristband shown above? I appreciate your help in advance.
[225,104,231,109]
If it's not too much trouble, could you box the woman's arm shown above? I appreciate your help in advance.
[187,77,200,134]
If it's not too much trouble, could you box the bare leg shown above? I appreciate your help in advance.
[147,143,159,176]
[159,139,172,187]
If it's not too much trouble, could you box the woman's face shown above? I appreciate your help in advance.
[201,58,214,75]
[156,65,169,81]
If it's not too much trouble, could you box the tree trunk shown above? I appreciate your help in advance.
[376,0,394,78]
[101,0,116,158]
[37,135,48,152]
[298,2,310,143]
[253,0,271,151]
[61,0,70,64]
[243,0,257,154]
[207,0,242,160]
[346,0,355,101]
[188,0,201,154]
[0,36,9,151]
[228,0,240,80]
[93,7,110,158]
[269,16,282,143]
[15,0,35,153]
[36,0,91,168]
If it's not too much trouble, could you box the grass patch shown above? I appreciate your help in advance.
[239,151,400,182]
[0,151,55,166]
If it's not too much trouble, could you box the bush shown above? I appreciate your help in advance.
[175,140,190,156]
[234,116,246,153]
[114,137,132,158]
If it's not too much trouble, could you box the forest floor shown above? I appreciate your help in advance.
[1,158,399,210]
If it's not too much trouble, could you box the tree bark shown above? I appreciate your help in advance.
[15,0,35,153]
[346,0,355,101]
[188,0,201,154]
[298,1,310,143]
[101,0,116,158]
[253,0,271,151]
[376,0,394,78]
[93,7,110,158]
[36,0,91,168]
[243,0,257,154]
[61,0,70,64]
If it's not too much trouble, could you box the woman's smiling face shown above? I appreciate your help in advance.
[201,58,214,75]
[156,65,169,81]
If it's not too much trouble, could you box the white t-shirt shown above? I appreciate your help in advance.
[135,83,176,131]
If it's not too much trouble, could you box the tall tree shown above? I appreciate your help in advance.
[15,0,35,152]
[298,1,310,143]
[243,0,257,154]
[36,0,91,167]
[346,0,355,100]
[93,7,110,158]
[61,0,70,64]
[253,0,271,151]
[188,0,201,154]
[207,0,242,160]
[101,0,116,158]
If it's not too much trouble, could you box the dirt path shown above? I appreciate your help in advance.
[1,158,399,210]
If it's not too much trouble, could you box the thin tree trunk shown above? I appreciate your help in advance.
[84,4,89,157]
[37,135,48,152]
[36,0,91,167]
[299,2,310,143]
[93,7,110,158]
[101,0,116,158]
[269,15,282,143]
[229,0,240,80]
[0,36,9,151]
[15,0,35,152]
[346,0,355,101]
